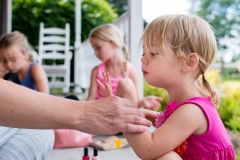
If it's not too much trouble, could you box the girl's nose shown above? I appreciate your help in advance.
[6,62,12,68]
[141,56,148,65]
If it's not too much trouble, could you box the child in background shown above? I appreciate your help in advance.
[0,31,49,93]
[97,15,235,159]
[88,24,162,110]
[0,31,54,159]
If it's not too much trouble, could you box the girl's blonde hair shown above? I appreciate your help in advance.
[141,14,220,107]
[0,31,34,61]
[89,24,129,76]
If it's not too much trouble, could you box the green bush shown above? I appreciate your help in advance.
[218,81,240,132]
[12,0,118,47]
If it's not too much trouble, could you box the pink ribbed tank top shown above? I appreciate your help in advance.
[96,62,130,100]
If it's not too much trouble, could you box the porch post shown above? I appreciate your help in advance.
[128,0,144,97]
[74,0,82,93]
[7,0,12,32]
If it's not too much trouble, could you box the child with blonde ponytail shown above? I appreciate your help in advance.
[87,24,162,110]
[97,15,235,159]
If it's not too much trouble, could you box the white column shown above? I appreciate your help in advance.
[7,0,12,32]
[128,0,144,97]
[74,0,82,93]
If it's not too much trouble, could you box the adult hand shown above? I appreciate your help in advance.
[138,96,162,110]
[80,96,152,135]
[86,72,151,135]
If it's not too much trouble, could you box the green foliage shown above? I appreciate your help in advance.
[12,0,118,47]
[237,154,240,160]
[189,0,240,50]
[144,81,169,111]
[218,81,240,132]
[106,0,127,16]
[81,0,117,41]
[203,69,240,132]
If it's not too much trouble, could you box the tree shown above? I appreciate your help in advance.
[106,0,128,16]
[189,0,240,50]
[12,0,118,47]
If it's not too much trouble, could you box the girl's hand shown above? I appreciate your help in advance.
[96,72,114,97]
[138,96,162,110]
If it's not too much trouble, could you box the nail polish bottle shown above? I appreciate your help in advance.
[82,147,89,160]
[92,148,100,160]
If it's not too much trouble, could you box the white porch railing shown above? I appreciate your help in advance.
[74,12,130,93]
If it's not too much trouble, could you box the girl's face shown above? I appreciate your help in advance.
[141,46,183,89]
[0,45,29,73]
[90,37,117,62]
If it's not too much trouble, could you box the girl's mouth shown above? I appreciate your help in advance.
[142,70,148,75]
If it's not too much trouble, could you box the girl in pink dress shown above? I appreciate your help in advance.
[87,24,162,110]
[97,14,236,159]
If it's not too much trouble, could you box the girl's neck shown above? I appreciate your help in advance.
[167,81,205,104]
[104,54,126,78]
[105,53,123,68]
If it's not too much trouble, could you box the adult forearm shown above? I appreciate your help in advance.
[0,79,152,135]
[0,79,78,129]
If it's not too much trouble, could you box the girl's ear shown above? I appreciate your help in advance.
[23,52,30,60]
[110,41,118,49]
[181,53,199,73]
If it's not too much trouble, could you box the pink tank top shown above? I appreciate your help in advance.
[155,97,235,160]
[96,62,130,100]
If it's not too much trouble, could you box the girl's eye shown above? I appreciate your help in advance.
[150,52,158,57]
[96,46,101,50]
[141,53,145,57]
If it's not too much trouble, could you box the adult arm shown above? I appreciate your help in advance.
[0,79,151,135]
[31,64,49,94]
[86,66,98,100]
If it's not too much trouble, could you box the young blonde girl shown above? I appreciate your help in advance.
[88,24,162,110]
[0,31,48,93]
[98,15,235,159]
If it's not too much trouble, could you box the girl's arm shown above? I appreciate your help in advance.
[86,66,98,100]
[124,104,207,159]
[31,64,49,94]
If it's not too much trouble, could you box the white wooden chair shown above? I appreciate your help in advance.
[38,22,72,93]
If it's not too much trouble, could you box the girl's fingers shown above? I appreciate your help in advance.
[96,79,105,91]
[155,97,163,102]
[104,82,114,96]
[106,72,112,86]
